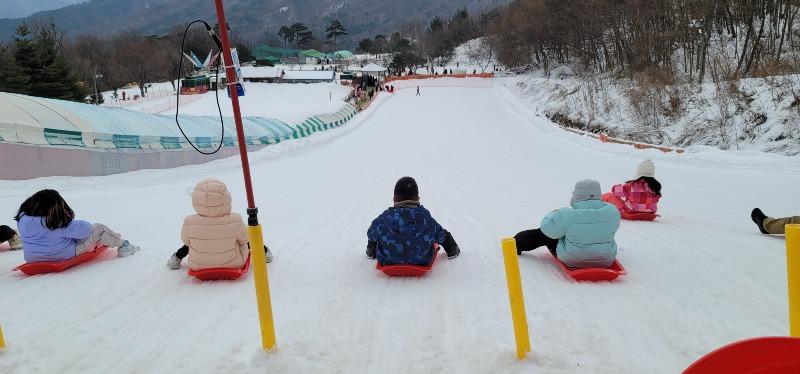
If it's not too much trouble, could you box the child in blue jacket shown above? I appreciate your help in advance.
[367,177,460,266]
[14,189,140,263]
[515,179,621,268]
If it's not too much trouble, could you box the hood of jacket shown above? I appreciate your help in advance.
[192,178,232,218]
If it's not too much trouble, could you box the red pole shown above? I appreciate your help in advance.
[212,0,255,210]
[212,1,277,351]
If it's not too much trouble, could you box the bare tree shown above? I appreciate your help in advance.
[466,36,496,72]
[112,30,169,98]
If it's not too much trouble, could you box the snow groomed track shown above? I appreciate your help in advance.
[1,79,799,373]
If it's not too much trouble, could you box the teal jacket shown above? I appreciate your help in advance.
[540,200,621,268]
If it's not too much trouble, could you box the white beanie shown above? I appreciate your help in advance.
[634,159,655,179]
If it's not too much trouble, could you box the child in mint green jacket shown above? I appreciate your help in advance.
[515,179,621,268]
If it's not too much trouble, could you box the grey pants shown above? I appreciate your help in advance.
[764,216,800,235]
[76,223,124,255]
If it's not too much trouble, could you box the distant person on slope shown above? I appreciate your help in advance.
[367,177,460,266]
[416,86,420,96]
[602,159,662,216]
[515,180,621,269]
[14,189,139,263]
[751,209,800,235]
[0,225,23,250]
[167,178,272,270]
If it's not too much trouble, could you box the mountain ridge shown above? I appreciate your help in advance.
[0,0,509,47]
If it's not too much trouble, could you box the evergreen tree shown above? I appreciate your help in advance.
[30,24,86,101]
[9,24,36,95]
[290,23,313,49]
[0,44,29,93]
[10,23,85,101]
[277,25,294,48]
[325,20,347,51]
[357,38,374,54]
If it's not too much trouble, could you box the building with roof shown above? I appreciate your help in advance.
[240,66,282,83]
[299,49,327,64]
[253,45,299,64]
[360,63,388,78]
[281,70,335,83]
[331,50,354,60]
[0,91,356,179]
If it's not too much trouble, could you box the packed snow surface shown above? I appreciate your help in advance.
[1,82,799,373]
[106,82,352,123]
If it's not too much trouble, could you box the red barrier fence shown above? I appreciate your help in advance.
[384,73,494,83]
[560,126,685,154]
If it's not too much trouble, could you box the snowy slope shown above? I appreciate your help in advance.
[109,82,353,124]
[1,82,799,373]
[502,73,800,155]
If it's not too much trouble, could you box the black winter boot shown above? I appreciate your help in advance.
[441,230,460,259]
[446,244,460,259]
[751,208,769,235]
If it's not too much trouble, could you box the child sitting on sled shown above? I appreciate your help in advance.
[602,159,662,216]
[515,179,620,269]
[367,176,460,266]
[0,225,23,250]
[14,189,140,262]
[166,178,272,270]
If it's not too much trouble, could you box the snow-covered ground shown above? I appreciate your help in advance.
[1,81,799,373]
[159,82,351,123]
[109,82,352,123]
[501,69,800,155]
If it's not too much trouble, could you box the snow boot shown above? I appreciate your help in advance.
[167,253,182,269]
[117,240,140,257]
[9,233,23,250]
[265,246,274,263]
[446,245,460,260]
[751,208,769,235]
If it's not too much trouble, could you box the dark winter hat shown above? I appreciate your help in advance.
[394,176,419,201]
[571,179,602,205]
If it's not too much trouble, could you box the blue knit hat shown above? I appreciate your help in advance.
[571,179,602,205]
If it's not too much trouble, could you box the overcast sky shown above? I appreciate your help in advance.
[0,0,87,19]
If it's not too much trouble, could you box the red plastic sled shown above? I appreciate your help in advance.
[187,254,251,281]
[621,212,658,221]
[601,193,658,221]
[376,246,439,277]
[551,253,627,281]
[683,337,800,374]
[13,244,110,276]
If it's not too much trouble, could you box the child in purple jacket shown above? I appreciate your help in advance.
[14,189,140,263]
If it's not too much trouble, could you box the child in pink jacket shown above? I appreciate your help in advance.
[603,159,662,215]
[167,178,272,270]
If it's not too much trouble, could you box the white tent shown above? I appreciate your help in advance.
[361,63,387,74]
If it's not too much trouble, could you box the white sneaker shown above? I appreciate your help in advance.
[117,240,140,257]
[265,247,274,263]
[167,254,182,269]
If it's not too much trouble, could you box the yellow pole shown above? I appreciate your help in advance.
[0,324,6,348]
[787,224,800,337]
[248,225,277,350]
[501,238,531,359]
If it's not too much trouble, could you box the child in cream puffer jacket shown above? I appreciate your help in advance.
[167,178,272,270]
